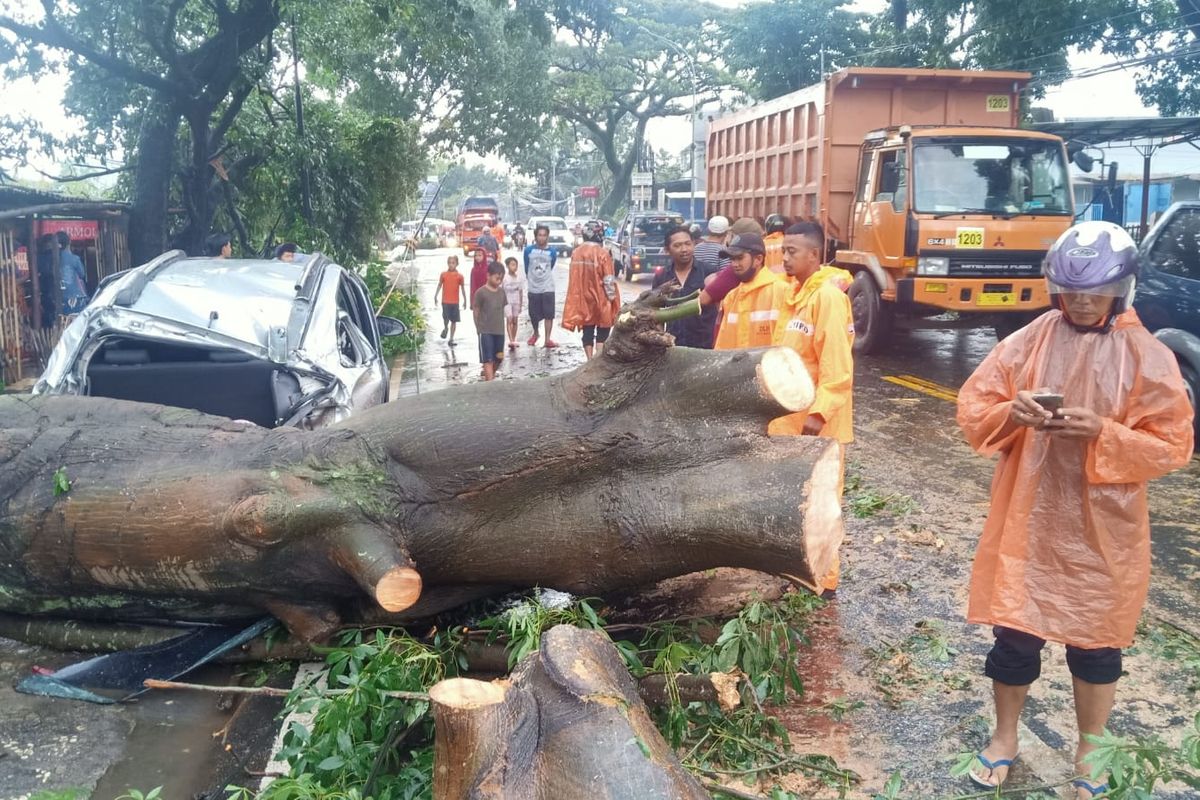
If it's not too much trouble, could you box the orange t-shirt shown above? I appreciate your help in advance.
[439,270,465,305]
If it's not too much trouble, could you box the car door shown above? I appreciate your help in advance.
[1138,206,1200,335]
[336,272,388,409]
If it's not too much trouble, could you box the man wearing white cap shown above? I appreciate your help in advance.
[692,215,730,278]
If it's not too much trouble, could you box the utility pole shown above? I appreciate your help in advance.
[550,148,557,216]
[290,13,313,225]
[634,24,697,218]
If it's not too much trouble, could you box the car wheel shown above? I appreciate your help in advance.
[1180,360,1199,438]
[847,270,894,354]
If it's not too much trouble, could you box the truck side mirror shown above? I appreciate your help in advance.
[1106,161,1118,194]
[1072,149,1096,173]
[880,162,901,195]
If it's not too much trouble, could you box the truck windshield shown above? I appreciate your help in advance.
[633,217,682,244]
[913,139,1071,216]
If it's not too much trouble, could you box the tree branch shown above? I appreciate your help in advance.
[31,163,135,183]
[0,10,186,97]
[209,79,256,154]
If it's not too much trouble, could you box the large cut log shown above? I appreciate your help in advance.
[0,289,844,641]
[430,624,709,799]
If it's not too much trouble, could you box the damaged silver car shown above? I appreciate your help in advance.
[34,250,407,428]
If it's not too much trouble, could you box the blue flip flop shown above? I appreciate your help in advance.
[968,751,1019,788]
[1072,778,1110,797]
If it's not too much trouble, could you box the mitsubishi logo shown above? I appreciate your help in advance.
[993,235,1006,248]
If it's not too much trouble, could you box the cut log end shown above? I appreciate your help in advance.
[799,442,846,583]
[757,347,815,413]
[429,677,507,709]
[374,566,423,612]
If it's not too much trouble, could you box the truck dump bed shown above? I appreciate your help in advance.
[706,68,1029,241]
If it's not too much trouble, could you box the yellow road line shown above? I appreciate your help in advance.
[882,374,959,402]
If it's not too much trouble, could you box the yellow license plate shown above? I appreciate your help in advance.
[977,293,1017,307]
[956,227,985,248]
[924,282,948,293]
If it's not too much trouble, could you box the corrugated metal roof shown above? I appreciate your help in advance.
[1031,117,1200,145]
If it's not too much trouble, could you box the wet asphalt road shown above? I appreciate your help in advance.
[0,248,1194,799]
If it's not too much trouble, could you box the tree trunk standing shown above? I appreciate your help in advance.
[430,625,709,800]
[0,291,843,642]
[129,105,182,266]
[597,117,648,220]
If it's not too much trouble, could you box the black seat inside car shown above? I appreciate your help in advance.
[86,348,289,428]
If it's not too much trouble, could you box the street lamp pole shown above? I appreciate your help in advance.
[635,25,698,218]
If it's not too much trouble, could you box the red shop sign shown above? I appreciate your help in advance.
[37,219,100,240]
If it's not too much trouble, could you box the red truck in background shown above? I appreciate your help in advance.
[457,196,500,255]
[707,67,1094,351]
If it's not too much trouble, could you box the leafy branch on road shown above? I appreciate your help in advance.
[225,590,857,800]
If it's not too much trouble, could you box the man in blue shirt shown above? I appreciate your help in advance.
[57,231,89,315]
[524,224,559,347]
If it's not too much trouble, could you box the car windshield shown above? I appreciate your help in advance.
[633,217,682,244]
[912,139,1071,215]
[534,219,567,230]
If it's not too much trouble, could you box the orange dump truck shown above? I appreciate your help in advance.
[707,67,1088,351]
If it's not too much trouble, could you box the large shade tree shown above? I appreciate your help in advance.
[722,0,870,100]
[0,0,280,263]
[545,0,728,218]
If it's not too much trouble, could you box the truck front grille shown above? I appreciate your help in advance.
[938,250,1045,278]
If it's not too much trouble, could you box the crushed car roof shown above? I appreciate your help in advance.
[107,256,308,349]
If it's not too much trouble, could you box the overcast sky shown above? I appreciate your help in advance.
[0,0,1160,180]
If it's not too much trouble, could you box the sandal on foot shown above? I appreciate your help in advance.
[967,751,1019,789]
[1072,778,1110,797]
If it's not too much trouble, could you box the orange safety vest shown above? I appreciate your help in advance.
[768,266,856,444]
[764,232,785,274]
[713,268,789,350]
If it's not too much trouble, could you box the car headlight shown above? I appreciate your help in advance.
[917,256,950,276]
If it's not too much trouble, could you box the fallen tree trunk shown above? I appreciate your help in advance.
[0,289,844,641]
[430,624,709,799]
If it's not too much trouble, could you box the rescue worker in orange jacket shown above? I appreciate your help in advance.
[713,233,789,350]
[561,221,620,360]
[956,221,1194,799]
[763,213,788,274]
[768,220,855,598]
[768,220,855,444]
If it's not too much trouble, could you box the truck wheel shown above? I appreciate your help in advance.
[992,310,1045,341]
[848,271,893,354]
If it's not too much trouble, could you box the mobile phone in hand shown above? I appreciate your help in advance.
[1031,392,1064,418]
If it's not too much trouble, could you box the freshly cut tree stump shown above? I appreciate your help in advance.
[0,288,844,641]
[431,624,709,800]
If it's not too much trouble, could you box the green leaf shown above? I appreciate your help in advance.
[316,755,345,771]
[53,466,70,496]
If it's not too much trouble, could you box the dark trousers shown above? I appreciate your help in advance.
[985,626,1122,686]
[582,325,610,347]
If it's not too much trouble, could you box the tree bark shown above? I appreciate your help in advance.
[431,624,709,800]
[0,289,842,642]
[129,102,181,266]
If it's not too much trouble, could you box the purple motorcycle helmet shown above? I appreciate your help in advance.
[1043,221,1139,331]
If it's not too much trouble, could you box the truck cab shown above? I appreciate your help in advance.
[840,127,1075,350]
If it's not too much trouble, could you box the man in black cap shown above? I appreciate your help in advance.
[712,231,788,350]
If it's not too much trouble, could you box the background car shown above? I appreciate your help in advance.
[606,210,685,281]
[526,216,574,256]
[35,251,407,429]
[1133,201,1200,435]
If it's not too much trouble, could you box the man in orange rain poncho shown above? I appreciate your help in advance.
[956,221,1194,799]
[561,221,620,360]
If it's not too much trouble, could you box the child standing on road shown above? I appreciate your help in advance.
[474,261,507,381]
[434,255,466,345]
[469,248,489,310]
[502,256,524,350]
